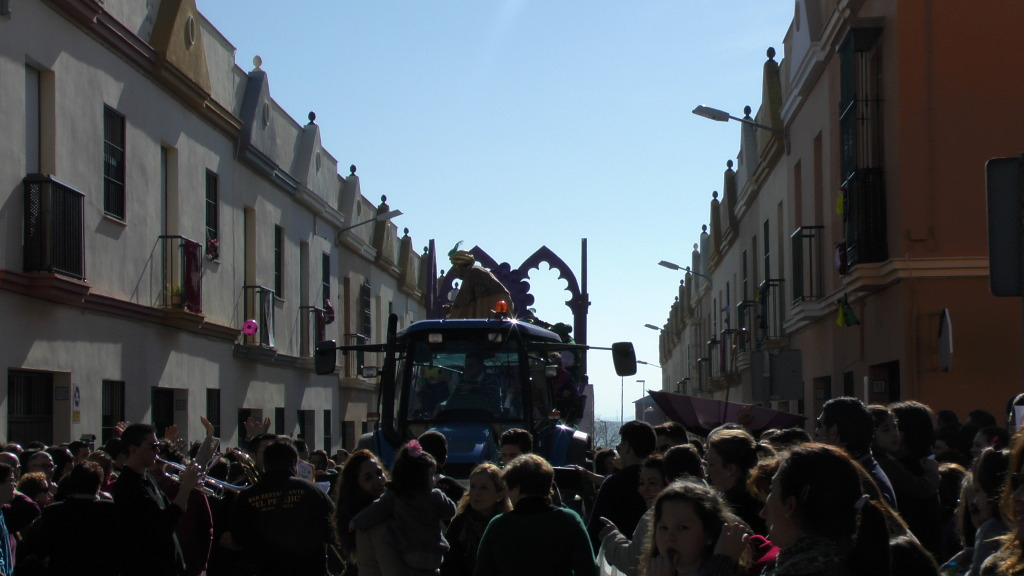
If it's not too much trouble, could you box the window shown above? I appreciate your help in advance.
[102,380,125,443]
[274,407,285,435]
[360,281,372,336]
[205,171,218,245]
[321,252,330,308]
[26,66,40,173]
[762,219,771,282]
[839,27,887,266]
[206,388,221,438]
[103,106,126,220]
[323,410,332,452]
[274,226,283,297]
[9,370,54,445]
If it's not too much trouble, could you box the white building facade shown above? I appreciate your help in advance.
[0,0,428,449]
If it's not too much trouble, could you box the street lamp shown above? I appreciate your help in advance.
[692,105,783,134]
[643,324,661,331]
[335,209,403,245]
[658,260,712,283]
[637,360,661,369]
[636,379,646,420]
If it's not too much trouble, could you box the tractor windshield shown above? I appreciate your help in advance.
[401,329,552,423]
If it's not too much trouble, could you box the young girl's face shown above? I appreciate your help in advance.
[972,475,995,523]
[468,471,503,516]
[654,499,707,575]
[638,467,666,509]
[874,414,901,454]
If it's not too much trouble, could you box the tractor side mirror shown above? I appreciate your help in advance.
[611,342,638,376]
[315,341,338,375]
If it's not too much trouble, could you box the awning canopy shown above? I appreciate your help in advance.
[648,390,806,437]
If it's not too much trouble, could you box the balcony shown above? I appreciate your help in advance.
[158,235,203,314]
[842,167,887,268]
[243,285,276,348]
[791,225,825,303]
[24,174,85,280]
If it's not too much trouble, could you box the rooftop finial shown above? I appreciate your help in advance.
[381,195,387,203]
[252,55,263,71]
[767,47,776,60]
[712,191,719,200]
[701,224,708,233]
[308,111,316,124]
[350,165,357,175]
[403,227,409,236]
[743,105,752,116]
[727,159,734,169]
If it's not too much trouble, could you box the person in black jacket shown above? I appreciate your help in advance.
[228,438,336,576]
[113,423,201,576]
[586,420,655,550]
[21,461,120,575]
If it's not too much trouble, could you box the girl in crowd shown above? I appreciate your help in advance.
[760,443,891,576]
[600,454,668,576]
[663,444,705,483]
[973,426,1011,463]
[940,475,984,576]
[353,440,456,576]
[641,479,748,576]
[333,449,388,576]
[441,463,511,576]
[705,428,768,536]
[475,453,595,576]
[967,446,1010,576]
[983,432,1024,575]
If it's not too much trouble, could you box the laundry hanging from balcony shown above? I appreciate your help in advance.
[835,293,859,327]
[182,239,203,313]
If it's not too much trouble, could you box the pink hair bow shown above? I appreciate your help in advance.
[406,439,423,458]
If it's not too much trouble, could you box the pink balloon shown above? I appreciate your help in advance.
[242,319,259,335]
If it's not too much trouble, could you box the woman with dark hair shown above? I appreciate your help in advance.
[333,449,387,576]
[640,479,747,576]
[760,443,891,576]
[705,428,767,536]
[886,400,943,556]
[353,440,456,576]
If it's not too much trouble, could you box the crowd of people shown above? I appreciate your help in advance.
[4,396,1024,575]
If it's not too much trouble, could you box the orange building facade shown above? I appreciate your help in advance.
[658,0,1024,426]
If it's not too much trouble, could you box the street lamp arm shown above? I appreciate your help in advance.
[335,210,403,244]
[658,260,712,283]
[692,105,783,135]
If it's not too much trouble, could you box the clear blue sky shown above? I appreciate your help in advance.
[197,1,795,420]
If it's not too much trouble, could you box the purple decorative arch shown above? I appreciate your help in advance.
[431,245,589,349]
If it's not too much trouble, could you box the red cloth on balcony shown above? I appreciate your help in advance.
[183,239,203,313]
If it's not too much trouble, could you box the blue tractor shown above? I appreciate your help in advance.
[316,313,636,476]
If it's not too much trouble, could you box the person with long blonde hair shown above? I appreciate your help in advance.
[441,463,511,576]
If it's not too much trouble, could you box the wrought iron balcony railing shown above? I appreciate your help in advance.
[758,279,786,342]
[158,235,203,313]
[842,167,887,268]
[300,305,326,356]
[23,174,85,280]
